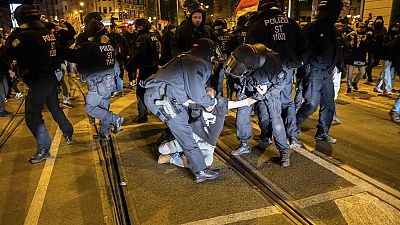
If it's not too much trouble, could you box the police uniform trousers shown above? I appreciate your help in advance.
[296,67,335,135]
[25,74,73,151]
[86,76,119,136]
[235,105,254,143]
[280,69,298,139]
[0,75,9,112]
[144,86,208,173]
[258,95,289,154]
[137,66,158,119]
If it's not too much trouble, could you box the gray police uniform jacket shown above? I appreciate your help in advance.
[145,54,215,108]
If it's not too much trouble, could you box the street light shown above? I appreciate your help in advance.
[80,2,84,7]
[79,2,85,29]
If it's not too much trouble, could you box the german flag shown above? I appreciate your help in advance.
[234,0,259,17]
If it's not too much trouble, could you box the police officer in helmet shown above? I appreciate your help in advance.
[5,4,74,163]
[144,38,222,183]
[63,20,124,140]
[225,44,291,167]
[296,0,343,144]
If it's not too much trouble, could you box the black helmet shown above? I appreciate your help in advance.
[191,38,221,61]
[184,0,206,20]
[214,18,227,30]
[257,0,280,14]
[14,4,40,26]
[225,44,269,79]
[86,20,107,38]
[135,18,151,31]
[84,12,102,27]
[317,0,343,21]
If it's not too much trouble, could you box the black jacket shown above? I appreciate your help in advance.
[130,30,160,73]
[159,30,174,66]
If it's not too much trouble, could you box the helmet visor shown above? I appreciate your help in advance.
[224,54,252,78]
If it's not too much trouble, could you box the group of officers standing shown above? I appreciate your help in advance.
[3,0,368,183]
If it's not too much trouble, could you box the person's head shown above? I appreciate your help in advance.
[44,22,56,33]
[14,4,41,26]
[224,44,270,79]
[86,20,107,42]
[84,12,102,27]
[335,21,344,32]
[167,24,176,33]
[185,1,206,28]
[214,18,227,35]
[357,22,366,33]
[134,18,151,32]
[316,0,343,24]
[257,0,281,17]
[191,38,220,62]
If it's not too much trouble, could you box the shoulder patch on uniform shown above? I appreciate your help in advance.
[197,71,204,77]
[12,39,20,47]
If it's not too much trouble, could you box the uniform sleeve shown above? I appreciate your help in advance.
[4,34,21,62]
[182,59,215,108]
[290,19,308,59]
[131,35,146,66]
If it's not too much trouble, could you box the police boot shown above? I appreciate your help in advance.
[280,151,290,168]
[193,168,221,183]
[289,137,302,148]
[29,149,50,164]
[231,141,251,156]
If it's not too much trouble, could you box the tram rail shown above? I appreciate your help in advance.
[0,97,25,151]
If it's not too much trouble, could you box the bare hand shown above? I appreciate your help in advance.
[206,87,216,98]
[8,70,15,78]
[205,104,215,112]
[256,84,268,95]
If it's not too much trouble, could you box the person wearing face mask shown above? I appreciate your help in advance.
[296,0,343,144]
[144,38,222,183]
[170,0,215,57]
[346,22,372,93]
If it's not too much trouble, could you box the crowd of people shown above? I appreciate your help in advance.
[0,0,399,182]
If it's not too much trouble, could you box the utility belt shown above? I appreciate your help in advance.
[87,74,115,97]
[153,83,182,121]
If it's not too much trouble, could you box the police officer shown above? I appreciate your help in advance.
[247,0,307,148]
[225,44,291,167]
[62,20,124,140]
[129,18,160,123]
[5,4,74,163]
[296,0,343,144]
[171,0,214,57]
[144,38,221,183]
[213,18,238,98]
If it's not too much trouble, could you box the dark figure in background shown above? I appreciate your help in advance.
[5,4,74,163]
[144,38,221,183]
[247,0,307,148]
[75,12,103,45]
[171,1,214,57]
[0,35,12,117]
[63,20,124,140]
[225,44,291,167]
[129,18,160,123]
[213,18,238,98]
[296,0,343,144]
[159,24,176,66]
[122,25,138,88]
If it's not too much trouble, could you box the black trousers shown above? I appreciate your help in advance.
[25,75,73,151]
[137,66,158,118]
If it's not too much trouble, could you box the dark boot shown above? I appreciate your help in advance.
[231,141,251,156]
[281,151,290,168]
[193,168,221,183]
[257,137,273,149]
[315,133,337,144]
[29,149,50,164]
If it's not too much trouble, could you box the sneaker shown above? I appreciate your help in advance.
[373,88,383,93]
[347,88,352,93]
[383,91,393,96]
[289,137,302,148]
[0,110,13,117]
[112,116,124,134]
[281,152,290,168]
[93,134,110,141]
[315,133,337,144]
[193,168,221,183]
[351,83,358,91]
[111,92,118,98]
[64,135,73,145]
[332,115,342,125]
[62,101,73,108]
[157,154,172,164]
[4,98,7,103]
[28,149,50,164]
[389,111,400,123]
[15,92,23,99]
[231,142,251,156]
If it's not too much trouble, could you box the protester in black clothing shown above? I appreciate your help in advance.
[159,24,176,66]
[365,16,387,83]
[122,26,138,88]
[171,0,214,57]
[129,18,160,123]
[296,0,343,144]
[0,35,12,117]
[5,4,74,163]
[63,20,124,140]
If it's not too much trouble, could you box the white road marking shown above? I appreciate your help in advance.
[335,192,400,225]
[181,206,281,225]
[24,128,63,225]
